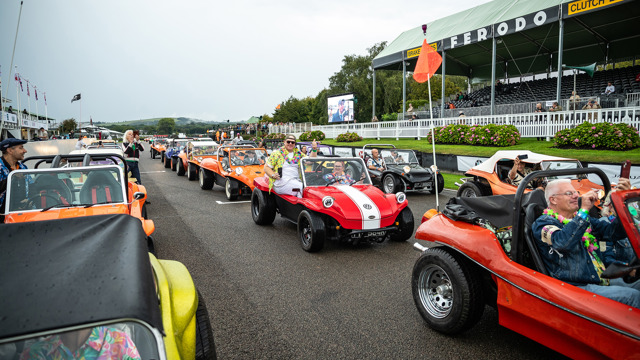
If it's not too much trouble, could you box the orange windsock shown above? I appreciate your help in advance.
[413,39,442,83]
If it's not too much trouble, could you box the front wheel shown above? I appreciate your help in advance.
[298,210,325,252]
[457,182,485,198]
[177,159,186,176]
[163,153,171,168]
[199,168,214,190]
[251,188,276,225]
[225,178,238,201]
[390,207,414,242]
[382,174,398,194]
[430,173,445,194]
[195,291,217,360]
[412,247,484,334]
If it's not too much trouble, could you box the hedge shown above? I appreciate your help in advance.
[299,130,325,141]
[426,124,520,147]
[554,122,640,150]
[336,132,363,142]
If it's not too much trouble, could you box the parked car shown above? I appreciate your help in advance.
[0,214,217,360]
[197,145,267,200]
[3,153,155,252]
[296,141,334,156]
[181,140,220,181]
[456,150,603,198]
[150,138,169,159]
[411,167,640,359]
[261,138,284,155]
[251,157,414,252]
[360,144,444,194]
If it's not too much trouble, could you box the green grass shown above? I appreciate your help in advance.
[440,171,463,190]
[320,137,640,164]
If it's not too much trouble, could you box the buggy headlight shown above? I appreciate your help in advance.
[403,166,411,173]
[430,165,438,173]
[396,192,406,203]
[235,167,243,175]
[322,196,335,208]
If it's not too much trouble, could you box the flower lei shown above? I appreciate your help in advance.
[543,208,608,285]
[280,146,303,165]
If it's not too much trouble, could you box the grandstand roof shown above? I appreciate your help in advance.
[373,0,640,81]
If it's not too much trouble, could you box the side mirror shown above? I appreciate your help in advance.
[133,192,146,201]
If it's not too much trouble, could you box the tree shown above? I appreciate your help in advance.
[157,118,175,135]
[59,118,77,133]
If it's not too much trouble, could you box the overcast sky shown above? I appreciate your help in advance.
[1,0,491,124]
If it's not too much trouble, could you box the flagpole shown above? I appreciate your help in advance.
[16,67,21,139]
[1,1,24,138]
[35,86,39,135]
[427,74,439,212]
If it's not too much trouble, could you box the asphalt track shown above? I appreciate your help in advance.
[138,154,566,360]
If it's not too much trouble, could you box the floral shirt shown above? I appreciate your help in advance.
[19,326,140,360]
[266,146,305,192]
[323,172,354,185]
[1,156,29,212]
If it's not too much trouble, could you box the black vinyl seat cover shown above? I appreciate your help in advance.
[79,170,124,204]
[0,214,163,339]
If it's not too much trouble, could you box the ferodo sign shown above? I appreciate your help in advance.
[445,6,560,50]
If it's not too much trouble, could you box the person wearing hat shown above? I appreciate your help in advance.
[1,138,29,221]
[264,135,318,198]
[331,99,348,123]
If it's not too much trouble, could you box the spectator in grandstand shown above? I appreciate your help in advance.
[458,111,466,124]
[448,102,456,109]
[534,103,546,141]
[407,103,414,115]
[458,92,464,101]
[549,102,563,122]
[604,82,615,95]
[496,80,503,94]
[471,99,478,107]
[569,91,581,110]
[371,116,379,122]
[582,99,601,121]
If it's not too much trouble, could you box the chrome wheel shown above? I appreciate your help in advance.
[417,264,453,319]
[383,174,396,194]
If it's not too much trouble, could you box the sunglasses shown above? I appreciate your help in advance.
[285,140,296,144]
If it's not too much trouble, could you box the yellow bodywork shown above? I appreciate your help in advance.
[149,254,198,360]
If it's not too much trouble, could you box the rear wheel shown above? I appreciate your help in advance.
[412,247,484,334]
[188,163,198,180]
[151,149,155,159]
[171,157,178,171]
[146,236,156,255]
[390,207,414,242]
[382,174,398,194]
[251,188,276,225]
[163,153,171,168]
[195,290,217,360]
[225,178,238,201]
[298,210,325,252]
[430,173,445,194]
[457,182,485,198]
[199,168,214,190]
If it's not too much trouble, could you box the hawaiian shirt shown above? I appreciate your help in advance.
[0,156,29,211]
[19,326,141,360]
[367,157,386,169]
[266,146,305,192]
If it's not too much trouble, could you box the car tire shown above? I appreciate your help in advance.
[195,290,217,360]
[199,168,214,190]
[188,163,198,180]
[141,203,148,220]
[390,206,414,242]
[412,247,484,335]
[430,173,445,194]
[457,182,484,198]
[298,210,325,252]
[151,149,155,159]
[177,159,186,176]
[225,178,238,201]
[382,174,398,194]
[163,153,171,168]
[251,188,276,225]
[171,157,178,171]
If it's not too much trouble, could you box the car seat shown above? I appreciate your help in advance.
[30,174,74,209]
[79,171,124,204]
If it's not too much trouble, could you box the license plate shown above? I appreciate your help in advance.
[364,231,386,238]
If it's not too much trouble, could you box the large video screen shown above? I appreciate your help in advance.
[327,93,355,123]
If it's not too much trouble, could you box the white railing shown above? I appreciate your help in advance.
[299,107,640,140]
[627,93,640,107]
[268,122,313,135]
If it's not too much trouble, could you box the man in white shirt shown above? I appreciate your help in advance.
[75,135,86,150]
[604,82,615,95]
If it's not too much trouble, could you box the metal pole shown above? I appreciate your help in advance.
[440,49,446,118]
[372,69,376,121]
[556,17,564,106]
[490,32,497,116]
[402,59,406,120]
[427,75,439,212]
[1,1,24,138]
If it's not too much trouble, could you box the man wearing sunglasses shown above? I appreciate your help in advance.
[532,179,640,308]
[264,135,317,197]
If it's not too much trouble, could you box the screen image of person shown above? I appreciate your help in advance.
[330,99,349,123]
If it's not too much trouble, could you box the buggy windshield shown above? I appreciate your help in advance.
[229,149,267,166]
[380,149,418,165]
[301,158,371,186]
[6,166,125,212]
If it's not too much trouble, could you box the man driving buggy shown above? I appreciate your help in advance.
[367,149,386,178]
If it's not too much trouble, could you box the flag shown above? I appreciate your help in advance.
[35,87,38,101]
[15,73,23,92]
[71,93,81,103]
[90,116,93,125]
[26,81,30,97]
[44,92,47,105]
[413,39,443,83]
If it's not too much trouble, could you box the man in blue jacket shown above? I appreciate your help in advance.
[533,179,640,308]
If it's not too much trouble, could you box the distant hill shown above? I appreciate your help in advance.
[94,117,225,126]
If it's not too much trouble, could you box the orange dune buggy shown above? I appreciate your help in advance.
[196,145,267,201]
[2,153,155,252]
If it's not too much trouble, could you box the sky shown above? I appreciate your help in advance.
[0,0,492,124]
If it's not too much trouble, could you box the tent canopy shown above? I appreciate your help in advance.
[373,0,640,81]
[246,116,261,123]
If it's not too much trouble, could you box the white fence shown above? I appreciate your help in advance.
[298,107,640,140]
